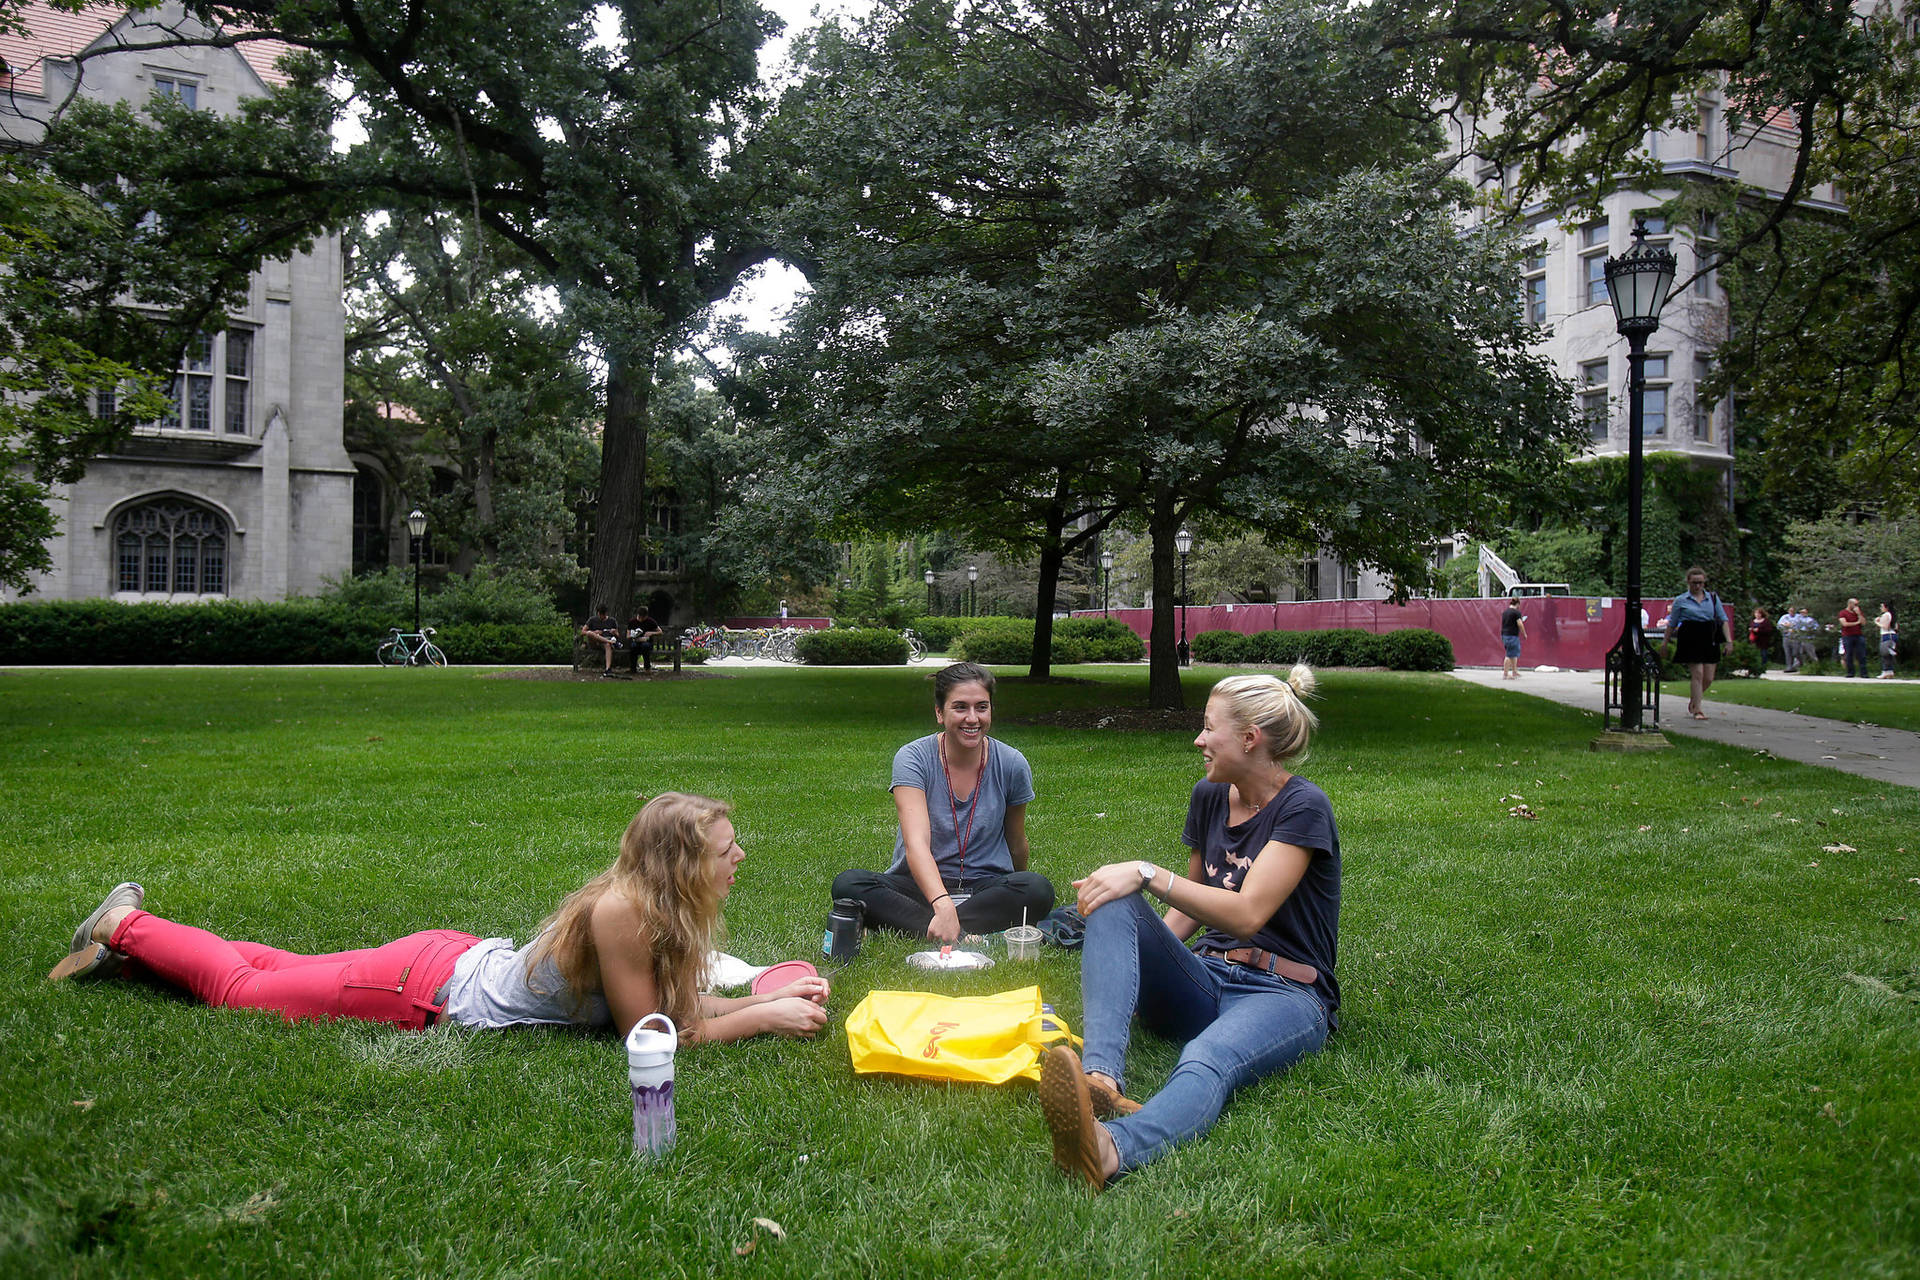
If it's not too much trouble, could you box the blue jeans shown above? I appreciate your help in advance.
[1079,894,1328,1174]
[1843,634,1868,677]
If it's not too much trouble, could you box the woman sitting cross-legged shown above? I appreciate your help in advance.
[1039,669,1339,1191]
[49,793,829,1044]
[829,662,1054,942]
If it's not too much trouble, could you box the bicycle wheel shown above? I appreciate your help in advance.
[421,642,449,667]
[709,637,731,661]
[907,636,927,663]
[376,638,405,666]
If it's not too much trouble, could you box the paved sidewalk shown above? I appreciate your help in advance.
[1449,667,1920,789]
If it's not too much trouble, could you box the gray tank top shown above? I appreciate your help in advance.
[438,934,612,1031]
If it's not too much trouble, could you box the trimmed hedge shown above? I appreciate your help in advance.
[950,616,1147,665]
[0,599,573,665]
[1191,626,1454,672]
[435,622,575,665]
[796,627,909,665]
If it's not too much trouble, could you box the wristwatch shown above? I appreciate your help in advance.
[1137,862,1157,889]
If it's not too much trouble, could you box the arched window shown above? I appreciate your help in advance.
[113,498,230,596]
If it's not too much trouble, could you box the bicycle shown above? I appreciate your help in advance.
[376,626,448,667]
[680,624,730,661]
[903,627,928,663]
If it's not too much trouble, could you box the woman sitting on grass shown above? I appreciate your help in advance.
[829,661,1054,942]
[1038,669,1339,1191]
[49,793,829,1044]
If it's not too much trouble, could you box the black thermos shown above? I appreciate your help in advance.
[823,898,864,960]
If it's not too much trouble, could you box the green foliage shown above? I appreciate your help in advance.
[1052,617,1146,662]
[0,575,570,664]
[950,617,1144,665]
[342,214,597,589]
[0,158,175,591]
[1719,638,1765,679]
[1781,516,1920,621]
[319,566,568,627]
[432,622,574,665]
[907,616,998,651]
[1380,628,1457,672]
[774,0,1580,706]
[796,627,909,665]
[1193,627,1453,671]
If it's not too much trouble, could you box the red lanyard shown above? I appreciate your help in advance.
[938,733,987,883]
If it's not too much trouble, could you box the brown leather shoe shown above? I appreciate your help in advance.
[1039,1046,1107,1190]
[1086,1075,1143,1118]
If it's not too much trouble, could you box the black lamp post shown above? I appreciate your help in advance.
[1100,549,1114,618]
[1175,527,1193,667]
[924,567,935,614]
[406,508,427,634]
[967,563,978,617]
[1603,219,1676,733]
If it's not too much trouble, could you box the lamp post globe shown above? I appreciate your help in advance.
[405,508,427,635]
[1602,219,1677,734]
[1174,527,1193,667]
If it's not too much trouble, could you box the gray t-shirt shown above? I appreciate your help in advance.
[439,934,612,1031]
[888,733,1035,882]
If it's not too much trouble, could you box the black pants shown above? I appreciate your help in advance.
[830,867,1055,936]
[623,640,656,672]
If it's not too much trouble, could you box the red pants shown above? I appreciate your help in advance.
[109,910,478,1030]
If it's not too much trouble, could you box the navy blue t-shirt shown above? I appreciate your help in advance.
[1181,775,1341,1023]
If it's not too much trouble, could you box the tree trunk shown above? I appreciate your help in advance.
[1147,496,1184,710]
[1028,486,1074,679]
[1030,537,1062,681]
[583,353,651,663]
[474,426,497,555]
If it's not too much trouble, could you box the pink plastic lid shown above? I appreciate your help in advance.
[751,959,819,995]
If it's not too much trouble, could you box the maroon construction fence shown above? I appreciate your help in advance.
[1071,598,1734,672]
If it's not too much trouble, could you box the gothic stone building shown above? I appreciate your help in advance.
[2,1,349,602]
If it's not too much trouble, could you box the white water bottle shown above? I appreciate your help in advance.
[626,1013,677,1156]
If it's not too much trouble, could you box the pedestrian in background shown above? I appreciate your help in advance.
[1747,607,1777,675]
[1499,596,1527,680]
[1667,567,1733,720]
[1781,605,1815,672]
[1838,598,1868,678]
[1877,603,1899,679]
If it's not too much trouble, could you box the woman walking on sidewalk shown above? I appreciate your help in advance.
[1878,603,1900,678]
[1667,568,1733,719]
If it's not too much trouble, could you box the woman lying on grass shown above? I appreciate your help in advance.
[1040,669,1340,1191]
[48,792,830,1044]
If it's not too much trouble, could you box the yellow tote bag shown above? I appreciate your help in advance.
[845,985,1074,1085]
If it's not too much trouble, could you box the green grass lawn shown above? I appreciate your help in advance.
[1660,673,1920,733]
[4,665,1917,1278]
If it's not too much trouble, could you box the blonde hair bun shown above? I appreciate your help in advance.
[1210,669,1320,766]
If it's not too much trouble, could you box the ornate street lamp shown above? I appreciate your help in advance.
[1100,548,1114,618]
[1174,527,1193,667]
[1602,218,1676,737]
[967,563,978,617]
[406,508,427,635]
[924,567,935,614]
